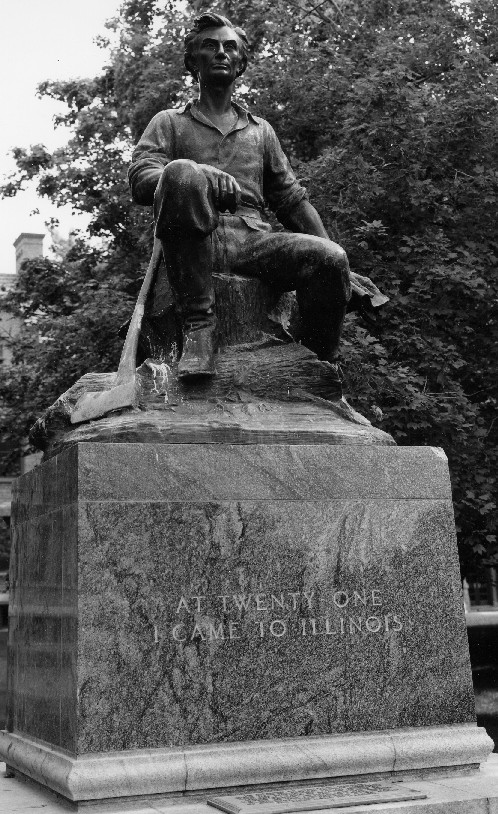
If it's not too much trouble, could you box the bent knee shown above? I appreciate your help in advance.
[155,159,209,209]
[322,240,348,268]
[314,241,351,299]
[300,235,347,267]
[155,160,217,236]
[161,159,203,186]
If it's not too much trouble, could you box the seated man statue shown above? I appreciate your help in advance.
[129,11,374,381]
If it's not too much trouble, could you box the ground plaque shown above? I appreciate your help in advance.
[207,781,427,813]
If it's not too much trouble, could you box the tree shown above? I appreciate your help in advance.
[1,0,496,574]
[0,519,9,571]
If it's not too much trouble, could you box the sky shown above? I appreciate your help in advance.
[0,0,123,275]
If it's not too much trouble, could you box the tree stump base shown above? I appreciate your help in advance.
[29,273,395,456]
[138,273,300,362]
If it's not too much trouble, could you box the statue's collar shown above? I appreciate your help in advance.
[180,99,260,128]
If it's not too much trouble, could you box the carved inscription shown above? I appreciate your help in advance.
[238,782,392,803]
[170,588,405,643]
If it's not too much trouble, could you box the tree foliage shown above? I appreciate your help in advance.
[1,0,497,574]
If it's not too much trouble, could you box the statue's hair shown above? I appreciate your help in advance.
[184,11,249,81]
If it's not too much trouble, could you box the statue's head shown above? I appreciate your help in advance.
[184,11,249,83]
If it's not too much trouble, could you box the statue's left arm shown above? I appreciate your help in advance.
[262,121,388,315]
[277,198,330,239]
[261,121,336,239]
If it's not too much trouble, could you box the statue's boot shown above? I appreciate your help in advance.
[177,325,216,379]
[154,160,220,378]
[163,226,217,378]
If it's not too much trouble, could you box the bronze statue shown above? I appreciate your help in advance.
[128,11,383,381]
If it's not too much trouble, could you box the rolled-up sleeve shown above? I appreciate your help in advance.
[128,112,174,205]
[262,122,307,219]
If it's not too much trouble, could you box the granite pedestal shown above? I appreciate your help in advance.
[0,441,492,807]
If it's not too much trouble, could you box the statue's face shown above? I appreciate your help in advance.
[190,25,244,86]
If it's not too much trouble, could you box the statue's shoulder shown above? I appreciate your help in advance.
[165,105,189,117]
[231,100,269,129]
[246,110,265,124]
[146,106,190,125]
[244,110,276,135]
[139,107,190,139]
[151,107,186,122]
[251,114,271,131]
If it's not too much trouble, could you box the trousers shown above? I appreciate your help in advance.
[153,159,352,362]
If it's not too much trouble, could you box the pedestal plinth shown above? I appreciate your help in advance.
[0,441,492,806]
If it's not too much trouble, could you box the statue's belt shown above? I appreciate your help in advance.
[224,204,264,219]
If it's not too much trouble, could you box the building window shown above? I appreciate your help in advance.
[467,568,498,608]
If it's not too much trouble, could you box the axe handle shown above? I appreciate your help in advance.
[115,238,163,385]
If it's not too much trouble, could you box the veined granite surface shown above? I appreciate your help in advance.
[7,502,78,751]
[6,443,475,759]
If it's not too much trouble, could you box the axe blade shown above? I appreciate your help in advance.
[70,378,137,425]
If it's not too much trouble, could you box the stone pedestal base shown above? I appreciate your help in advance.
[0,724,492,805]
[0,441,492,804]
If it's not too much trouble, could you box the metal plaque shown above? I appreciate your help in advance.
[207,781,427,814]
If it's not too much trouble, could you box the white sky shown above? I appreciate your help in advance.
[0,0,123,274]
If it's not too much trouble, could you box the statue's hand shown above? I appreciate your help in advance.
[198,164,241,214]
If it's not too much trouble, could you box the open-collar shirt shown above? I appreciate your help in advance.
[128,100,307,221]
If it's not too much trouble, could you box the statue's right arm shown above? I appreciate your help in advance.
[128,113,175,205]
